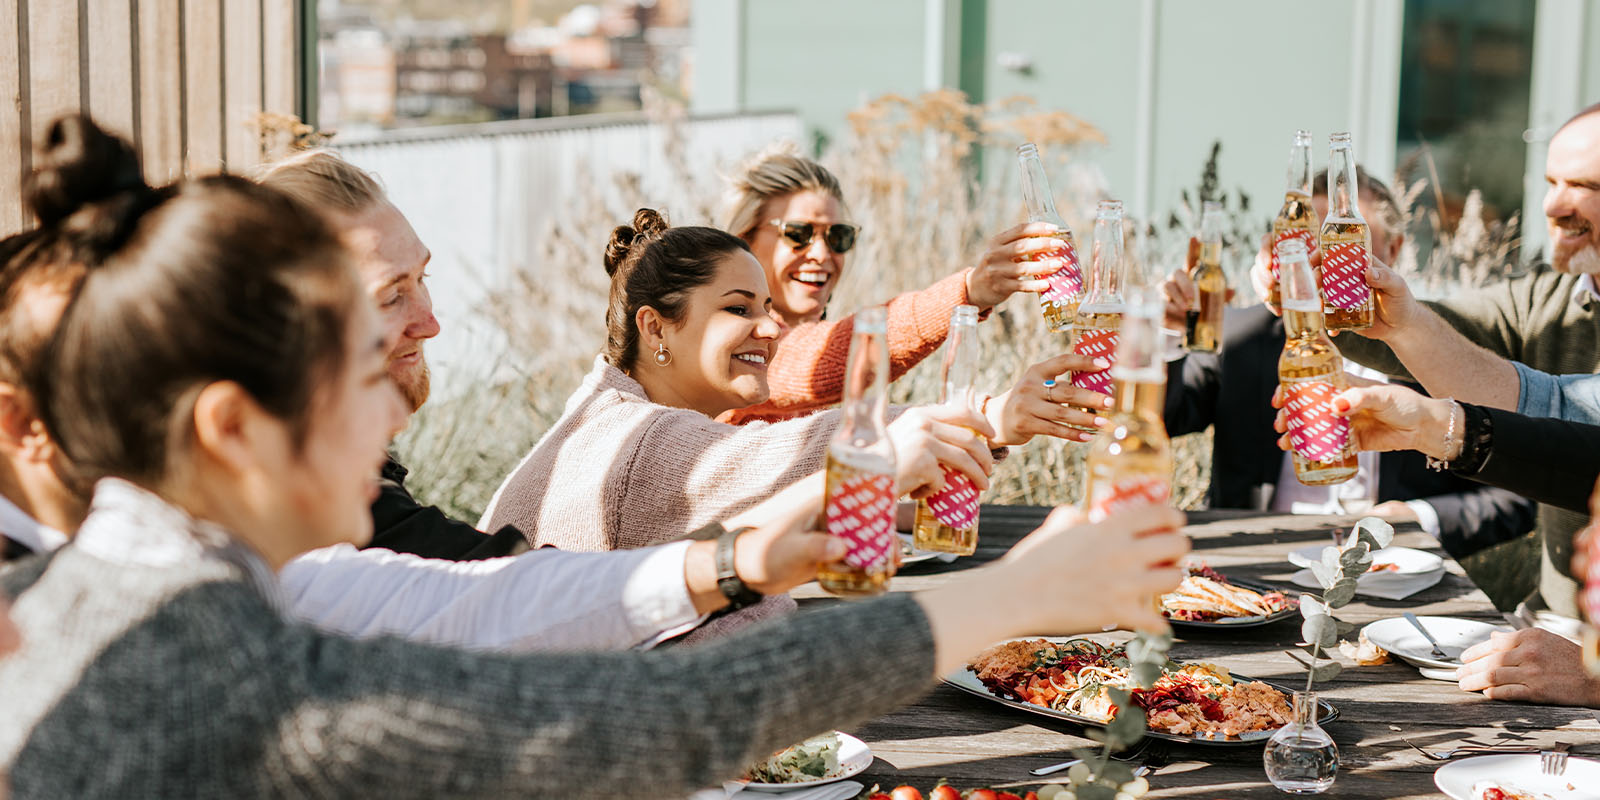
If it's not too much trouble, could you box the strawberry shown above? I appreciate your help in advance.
[891,787,924,800]
[930,786,962,800]
[968,790,999,800]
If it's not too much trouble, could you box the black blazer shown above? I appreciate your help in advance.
[365,457,528,561]
[1163,305,1536,560]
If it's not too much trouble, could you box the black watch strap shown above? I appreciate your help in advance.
[714,525,763,611]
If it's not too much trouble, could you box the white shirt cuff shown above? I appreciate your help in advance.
[623,540,707,649]
[1405,499,1441,540]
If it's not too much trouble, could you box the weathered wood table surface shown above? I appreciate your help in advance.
[794,506,1600,798]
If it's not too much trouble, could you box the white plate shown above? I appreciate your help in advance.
[1362,616,1506,669]
[741,732,873,792]
[898,534,955,566]
[1290,544,1444,575]
[1435,753,1600,799]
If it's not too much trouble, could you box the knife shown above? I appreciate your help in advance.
[1402,612,1451,661]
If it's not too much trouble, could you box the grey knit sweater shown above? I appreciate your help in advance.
[0,480,936,798]
[1334,268,1600,616]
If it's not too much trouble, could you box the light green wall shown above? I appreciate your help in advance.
[1586,1,1600,104]
[690,0,744,113]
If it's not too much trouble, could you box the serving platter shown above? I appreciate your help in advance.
[1164,575,1299,630]
[740,732,873,792]
[943,638,1338,747]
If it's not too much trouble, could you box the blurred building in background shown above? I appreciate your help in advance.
[692,0,1600,258]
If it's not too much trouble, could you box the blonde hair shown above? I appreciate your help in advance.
[254,149,385,215]
[719,142,846,241]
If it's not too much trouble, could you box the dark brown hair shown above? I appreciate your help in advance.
[29,115,362,487]
[603,208,752,370]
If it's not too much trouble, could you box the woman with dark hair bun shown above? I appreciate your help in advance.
[0,119,1189,798]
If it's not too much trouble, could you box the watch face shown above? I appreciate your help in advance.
[715,527,763,609]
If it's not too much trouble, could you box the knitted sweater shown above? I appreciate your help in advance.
[481,357,837,553]
[0,480,937,799]
[722,270,974,424]
[1335,268,1600,616]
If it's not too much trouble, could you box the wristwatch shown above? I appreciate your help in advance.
[714,524,763,611]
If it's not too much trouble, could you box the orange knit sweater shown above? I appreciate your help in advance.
[720,270,976,424]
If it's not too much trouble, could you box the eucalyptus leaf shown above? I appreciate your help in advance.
[1086,728,1107,744]
[1287,549,1320,569]
[1097,759,1136,785]
[1320,547,1343,579]
[1311,660,1343,681]
[1308,559,1336,589]
[1105,708,1146,748]
[1353,517,1395,550]
[1131,659,1163,688]
[1302,613,1338,648]
[1323,577,1358,607]
[1338,545,1369,570]
[1077,785,1117,800]
[1298,594,1328,620]
[1335,618,1361,636]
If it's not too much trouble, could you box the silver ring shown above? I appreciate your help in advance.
[1043,378,1057,403]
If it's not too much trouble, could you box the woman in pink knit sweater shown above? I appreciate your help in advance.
[481,210,1107,558]
[718,145,1099,429]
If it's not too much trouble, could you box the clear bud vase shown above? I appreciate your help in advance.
[1263,691,1337,794]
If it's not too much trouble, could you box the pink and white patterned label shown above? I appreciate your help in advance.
[1285,380,1352,463]
[826,472,897,570]
[1321,242,1371,310]
[1089,476,1171,523]
[1269,227,1317,285]
[1040,242,1083,306]
[926,468,980,529]
[1582,526,1600,624]
[1071,328,1118,396]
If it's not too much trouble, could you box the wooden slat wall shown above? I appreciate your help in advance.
[1,0,304,237]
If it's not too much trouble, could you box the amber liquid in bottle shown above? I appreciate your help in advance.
[1185,235,1226,353]
[1270,191,1319,309]
[1279,306,1359,485]
[816,452,898,596]
[1067,307,1123,431]
[1084,377,1173,521]
[912,490,979,555]
[1037,235,1083,333]
[1319,221,1374,332]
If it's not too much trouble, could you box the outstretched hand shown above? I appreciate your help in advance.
[887,405,997,498]
[984,352,1113,445]
[967,221,1073,309]
[1270,380,1453,457]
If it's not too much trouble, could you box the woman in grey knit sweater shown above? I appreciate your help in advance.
[0,118,1188,799]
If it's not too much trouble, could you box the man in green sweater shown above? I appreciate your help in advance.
[1255,105,1600,615]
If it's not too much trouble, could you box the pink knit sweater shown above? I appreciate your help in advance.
[721,269,975,424]
[480,357,838,553]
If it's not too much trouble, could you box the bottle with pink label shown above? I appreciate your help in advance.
[1084,287,1171,524]
[912,305,983,555]
[1067,200,1127,429]
[1017,143,1083,333]
[818,306,899,597]
[1320,132,1375,332]
[1269,130,1319,310]
[1277,238,1359,485]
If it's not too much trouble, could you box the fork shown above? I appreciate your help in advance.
[1542,742,1571,776]
[1400,738,1548,761]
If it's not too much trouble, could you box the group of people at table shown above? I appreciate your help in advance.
[0,100,1596,796]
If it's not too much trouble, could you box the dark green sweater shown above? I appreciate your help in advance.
[1335,267,1600,616]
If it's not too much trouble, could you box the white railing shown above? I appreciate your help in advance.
[335,110,802,391]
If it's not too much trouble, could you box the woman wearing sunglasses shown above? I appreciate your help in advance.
[0,118,1189,797]
[718,144,1103,427]
[481,209,1102,568]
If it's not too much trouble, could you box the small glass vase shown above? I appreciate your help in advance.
[1263,691,1338,794]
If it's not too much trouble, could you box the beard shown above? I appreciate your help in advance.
[394,358,431,412]
[1558,242,1600,275]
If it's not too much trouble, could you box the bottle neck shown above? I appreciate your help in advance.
[1019,154,1062,223]
[1287,143,1313,196]
[1087,216,1125,302]
[940,322,980,407]
[1283,306,1327,341]
[1113,374,1167,420]
[1327,143,1364,222]
[837,330,890,442]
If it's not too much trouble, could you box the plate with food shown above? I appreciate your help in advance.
[739,731,872,792]
[1289,545,1445,599]
[1434,753,1600,799]
[1162,564,1297,628]
[1362,616,1505,670]
[946,637,1337,746]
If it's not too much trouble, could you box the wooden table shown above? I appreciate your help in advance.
[794,507,1600,798]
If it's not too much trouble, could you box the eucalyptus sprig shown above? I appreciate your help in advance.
[1286,518,1395,693]
[1058,631,1170,800]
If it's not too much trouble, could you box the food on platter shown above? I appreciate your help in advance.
[1473,782,1555,800]
[1337,629,1391,666]
[743,732,842,784]
[1160,564,1295,622]
[969,638,1293,738]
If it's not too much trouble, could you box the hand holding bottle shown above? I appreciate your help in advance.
[1271,381,1455,459]
[886,405,996,498]
[982,353,1114,445]
[967,221,1072,309]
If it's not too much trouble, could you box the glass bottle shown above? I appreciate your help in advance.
[1269,130,1319,310]
[1017,143,1083,333]
[1263,691,1338,793]
[1066,200,1127,429]
[1184,201,1227,353]
[1084,287,1171,523]
[1320,132,1374,332]
[1277,239,1358,486]
[912,305,983,555]
[817,306,899,596]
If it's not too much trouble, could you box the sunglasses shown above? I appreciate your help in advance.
[767,219,859,254]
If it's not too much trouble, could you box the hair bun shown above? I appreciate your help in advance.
[26,115,149,226]
[603,208,670,276]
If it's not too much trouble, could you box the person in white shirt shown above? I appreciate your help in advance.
[0,177,838,653]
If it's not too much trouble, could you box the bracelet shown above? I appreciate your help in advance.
[1447,403,1494,475]
[714,525,763,611]
[1424,399,1461,472]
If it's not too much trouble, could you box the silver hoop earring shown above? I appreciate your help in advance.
[653,343,673,366]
